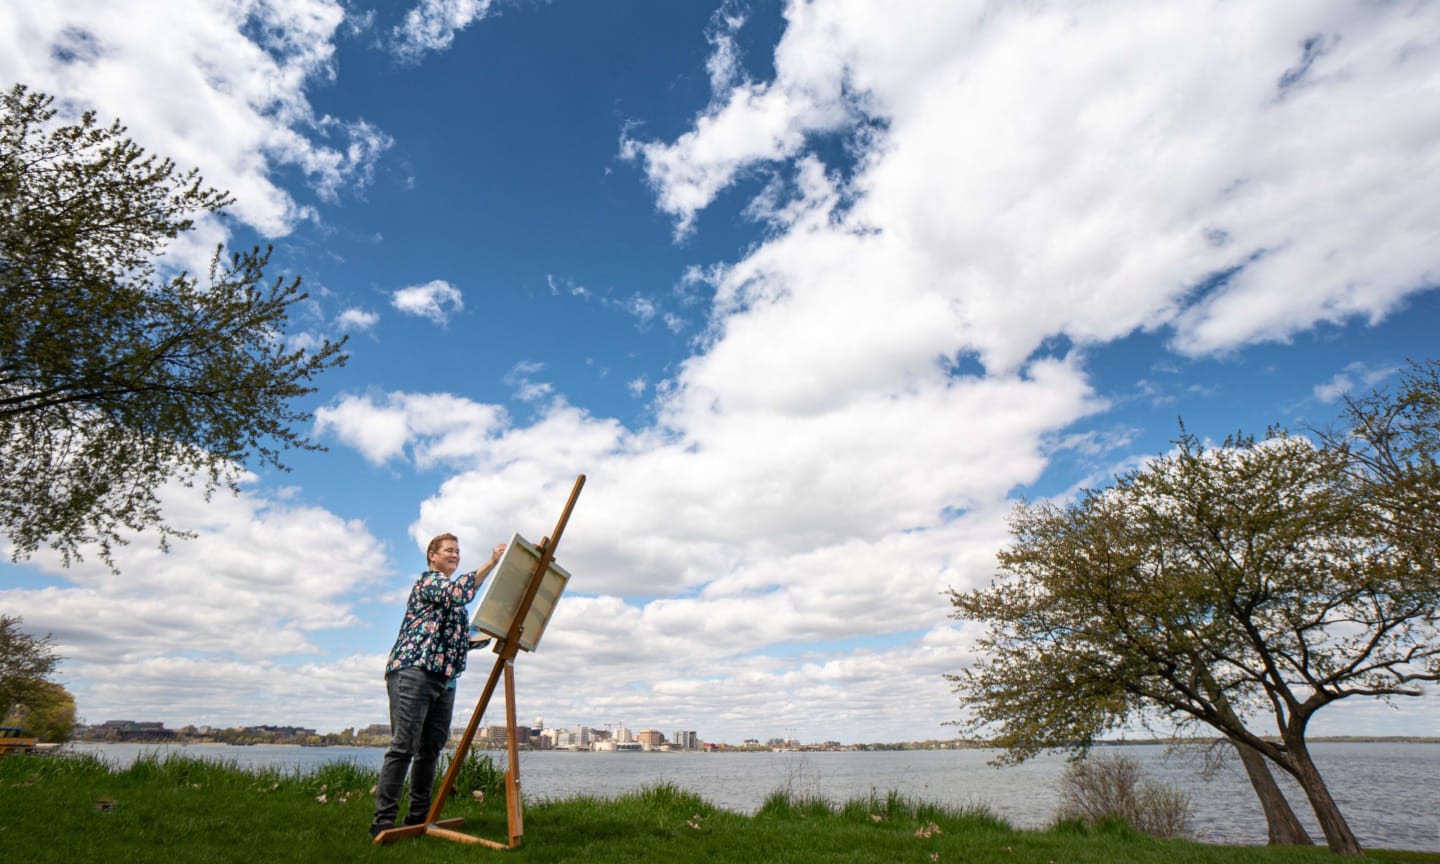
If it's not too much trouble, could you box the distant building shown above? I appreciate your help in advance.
[671,730,699,750]
[91,720,174,741]
[246,725,317,739]
[477,724,530,747]
[545,725,594,749]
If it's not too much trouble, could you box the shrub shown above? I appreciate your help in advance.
[1053,753,1192,839]
[441,749,505,803]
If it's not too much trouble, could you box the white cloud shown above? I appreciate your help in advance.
[503,361,556,403]
[54,653,389,731]
[0,0,392,239]
[619,294,658,328]
[337,307,380,331]
[1313,362,1398,404]
[314,391,509,467]
[391,279,464,324]
[390,0,496,63]
[705,1,750,95]
[625,0,1440,370]
[0,476,392,724]
[547,274,591,299]
[405,359,1096,600]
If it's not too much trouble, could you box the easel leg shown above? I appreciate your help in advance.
[504,661,524,847]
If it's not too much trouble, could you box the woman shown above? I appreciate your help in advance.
[370,533,506,838]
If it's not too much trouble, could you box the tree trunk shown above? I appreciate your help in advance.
[1283,740,1364,856]
[1233,740,1313,846]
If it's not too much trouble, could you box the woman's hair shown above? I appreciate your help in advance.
[426,532,458,566]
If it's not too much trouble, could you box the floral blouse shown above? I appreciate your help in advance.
[384,569,482,680]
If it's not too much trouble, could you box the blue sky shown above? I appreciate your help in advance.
[2,0,1438,745]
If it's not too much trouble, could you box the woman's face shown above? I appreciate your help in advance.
[428,540,460,576]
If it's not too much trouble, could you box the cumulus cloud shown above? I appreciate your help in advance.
[0,475,393,723]
[0,0,392,239]
[337,307,380,331]
[407,359,1098,601]
[314,391,509,468]
[624,0,1440,370]
[391,279,464,324]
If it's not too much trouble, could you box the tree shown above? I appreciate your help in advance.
[0,84,347,568]
[948,423,1440,856]
[5,679,76,742]
[1321,358,1440,566]
[0,614,58,721]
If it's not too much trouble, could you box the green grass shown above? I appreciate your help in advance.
[1,751,1434,864]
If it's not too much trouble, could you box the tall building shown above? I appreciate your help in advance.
[671,730,699,750]
[541,724,595,749]
[477,724,530,747]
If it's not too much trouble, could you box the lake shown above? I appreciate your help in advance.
[69,741,1439,852]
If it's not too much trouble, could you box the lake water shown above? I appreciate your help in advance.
[69,741,1439,852]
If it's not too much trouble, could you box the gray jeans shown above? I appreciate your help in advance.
[371,667,457,830]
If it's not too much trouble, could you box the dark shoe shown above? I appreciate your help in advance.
[403,813,429,827]
[369,822,394,838]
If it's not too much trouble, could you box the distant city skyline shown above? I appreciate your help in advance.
[74,716,928,749]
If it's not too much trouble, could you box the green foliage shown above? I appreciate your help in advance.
[0,614,59,722]
[439,748,505,803]
[0,84,347,569]
[6,679,76,742]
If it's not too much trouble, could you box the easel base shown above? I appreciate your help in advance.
[371,819,518,850]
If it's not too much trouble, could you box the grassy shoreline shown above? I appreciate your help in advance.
[3,751,1435,863]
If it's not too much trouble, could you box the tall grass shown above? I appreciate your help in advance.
[2,750,1432,863]
[439,748,505,803]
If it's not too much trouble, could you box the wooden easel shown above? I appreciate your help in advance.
[374,473,585,849]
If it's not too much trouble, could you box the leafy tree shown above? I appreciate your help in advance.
[0,84,347,567]
[5,679,76,742]
[948,421,1440,856]
[1321,358,1440,563]
[0,614,58,721]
